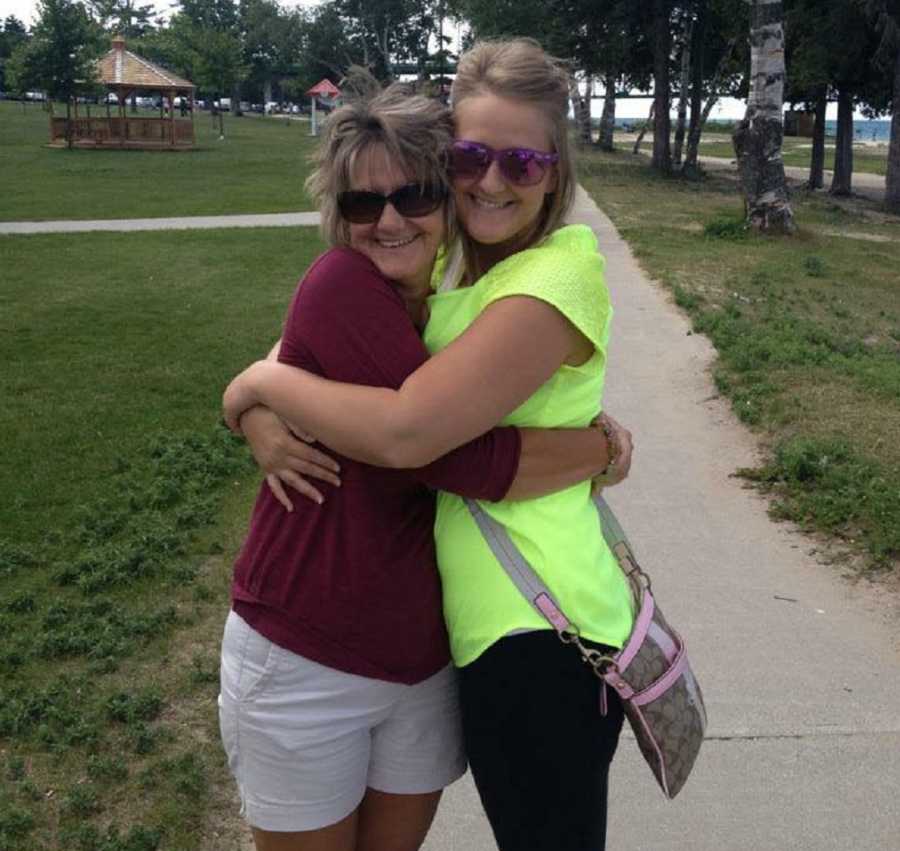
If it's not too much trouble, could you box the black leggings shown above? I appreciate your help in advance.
[459,631,625,851]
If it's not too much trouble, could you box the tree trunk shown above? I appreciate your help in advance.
[807,87,827,190]
[232,82,242,116]
[732,0,795,233]
[830,89,853,196]
[264,79,272,107]
[633,103,654,154]
[683,37,738,178]
[683,5,707,177]
[66,97,73,149]
[652,0,672,172]
[885,43,900,214]
[673,20,693,167]
[569,76,593,146]
[597,71,616,151]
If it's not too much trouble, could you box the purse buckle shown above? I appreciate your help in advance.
[560,628,618,676]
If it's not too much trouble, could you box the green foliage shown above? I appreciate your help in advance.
[0,806,35,847]
[86,754,129,783]
[62,784,101,817]
[704,214,747,240]
[57,823,162,851]
[0,543,35,579]
[0,675,100,747]
[739,436,900,562]
[8,0,105,101]
[106,689,164,725]
[803,255,827,277]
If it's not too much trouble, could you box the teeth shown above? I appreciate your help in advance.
[472,197,510,210]
[378,235,417,248]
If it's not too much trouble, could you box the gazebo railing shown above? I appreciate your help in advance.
[50,116,194,147]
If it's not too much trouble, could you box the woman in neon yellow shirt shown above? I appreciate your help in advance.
[226,39,634,851]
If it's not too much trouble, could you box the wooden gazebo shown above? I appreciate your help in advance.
[50,36,196,149]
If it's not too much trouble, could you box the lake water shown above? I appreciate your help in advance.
[828,119,892,142]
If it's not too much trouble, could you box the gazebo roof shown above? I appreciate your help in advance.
[306,79,341,97]
[97,36,195,91]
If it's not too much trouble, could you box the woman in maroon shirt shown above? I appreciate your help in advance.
[219,80,626,851]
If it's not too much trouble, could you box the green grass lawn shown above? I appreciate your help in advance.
[580,148,900,567]
[0,227,324,851]
[0,101,319,221]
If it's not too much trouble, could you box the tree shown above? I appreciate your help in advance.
[240,0,295,104]
[296,1,357,85]
[87,0,156,38]
[783,0,831,188]
[8,0,104,146]
[732,0,795,232]
[645,0,674,173]
[864,0,900,212]
[174,0,246,116]
[680,0,746,178]
[0,16,29,93]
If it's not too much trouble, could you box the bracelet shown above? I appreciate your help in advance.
[597,418,618,476]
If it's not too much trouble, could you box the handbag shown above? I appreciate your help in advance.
[464,494,707,799]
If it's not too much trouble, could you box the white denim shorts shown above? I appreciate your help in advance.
[218,611,466,832]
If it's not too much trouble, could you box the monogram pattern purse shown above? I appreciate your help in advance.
[465,494,706,799]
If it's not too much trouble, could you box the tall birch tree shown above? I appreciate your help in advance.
[732,0,795,233]
[865,0,900,213]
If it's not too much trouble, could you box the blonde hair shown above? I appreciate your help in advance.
[450,39,576,284]
[305,71,455,247]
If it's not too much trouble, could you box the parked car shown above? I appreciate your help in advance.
[214,98,231,111]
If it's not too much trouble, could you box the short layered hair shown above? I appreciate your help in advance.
[305,72,455,247]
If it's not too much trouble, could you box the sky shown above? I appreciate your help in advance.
[0,0,871,122]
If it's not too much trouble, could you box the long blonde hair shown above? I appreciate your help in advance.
[450,39,576,284]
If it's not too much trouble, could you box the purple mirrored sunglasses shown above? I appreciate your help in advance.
[449,140,559,187]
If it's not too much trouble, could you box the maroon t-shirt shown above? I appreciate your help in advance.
[232,247,521,684]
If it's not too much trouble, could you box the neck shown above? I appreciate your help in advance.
[472,220,542,278]
[394,271,432,326]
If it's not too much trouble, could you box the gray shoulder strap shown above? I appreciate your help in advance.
[464,494,631,635]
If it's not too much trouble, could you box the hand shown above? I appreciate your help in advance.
[240,405,341,510]
[223,363,260,433]
[591,412,633,492]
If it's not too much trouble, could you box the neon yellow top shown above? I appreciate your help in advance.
[424,224,635,667]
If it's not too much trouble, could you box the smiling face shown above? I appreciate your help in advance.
[346,144,445,296]
[452,93,557,255]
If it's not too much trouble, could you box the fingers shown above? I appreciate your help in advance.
[223,412,243,434]
[282,440,341,474]
[266,474,295,512]
[285,457,342,487]
[279,469,326,506]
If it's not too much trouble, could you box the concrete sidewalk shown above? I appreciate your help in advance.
[421,188,900,851]
[0,211,320,234]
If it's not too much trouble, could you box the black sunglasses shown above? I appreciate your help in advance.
[337,182,447,224]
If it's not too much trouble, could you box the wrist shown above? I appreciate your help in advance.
[594,416,618,476]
